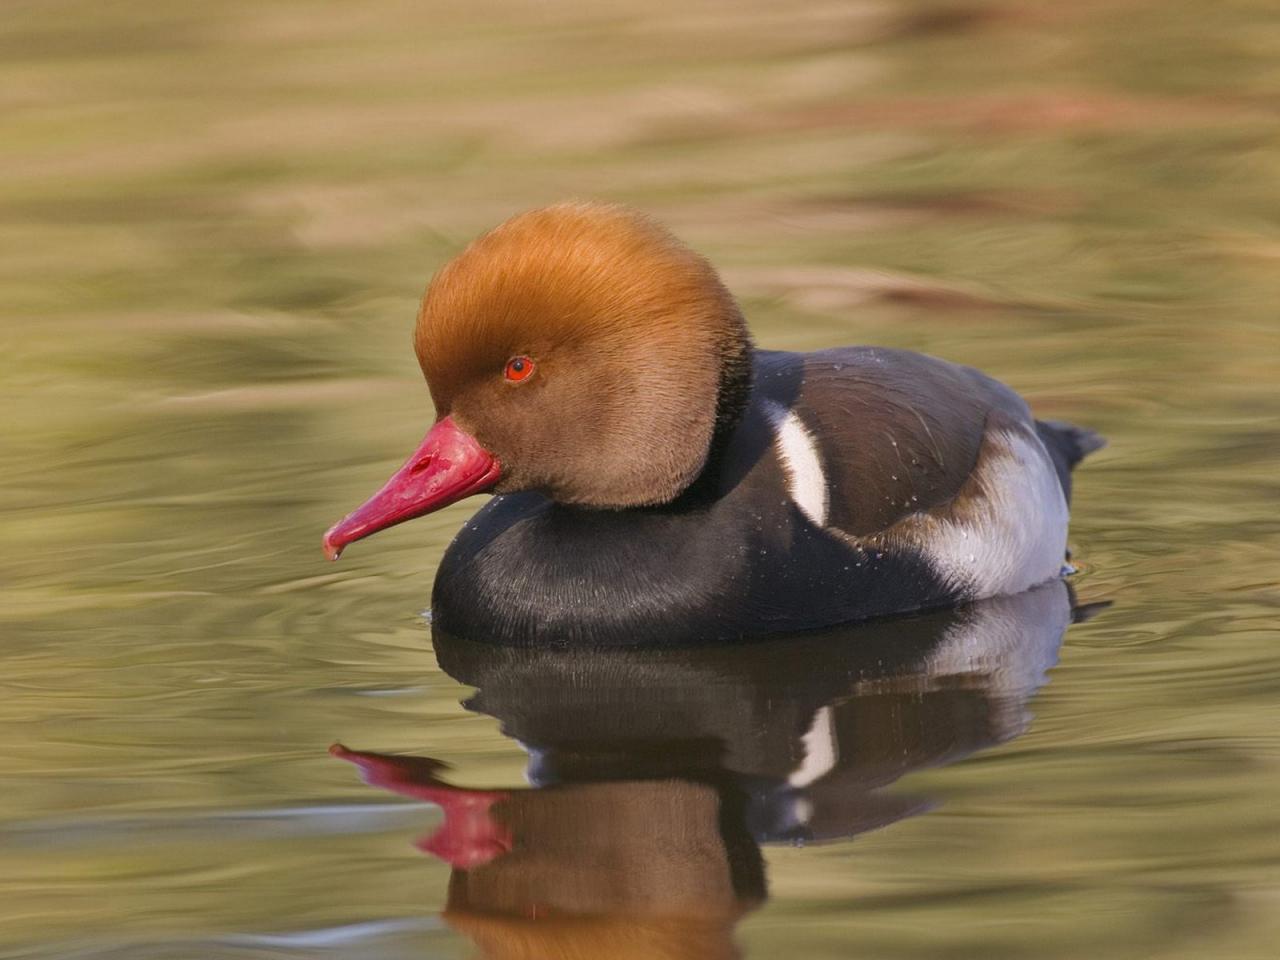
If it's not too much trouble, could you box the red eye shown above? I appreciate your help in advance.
[504,355,535,382]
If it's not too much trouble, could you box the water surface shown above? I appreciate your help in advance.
[3,2,1278,958]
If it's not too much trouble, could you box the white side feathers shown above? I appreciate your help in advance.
[765,401,829,526]
[921,429,1069,598]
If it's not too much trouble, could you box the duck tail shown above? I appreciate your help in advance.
[1035,419,1106,503]
[1037,419,1106,466]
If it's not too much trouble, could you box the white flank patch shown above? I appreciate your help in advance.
[922,429,1069,598]
[765,401,829,526]
[789,706,837,788]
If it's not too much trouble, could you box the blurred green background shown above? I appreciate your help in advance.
[2,1,1278,958]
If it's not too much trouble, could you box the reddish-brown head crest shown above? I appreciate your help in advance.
[414,202,751,508]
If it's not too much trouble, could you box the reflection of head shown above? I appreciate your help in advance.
[333,746,762,960]
[446,780,761,960]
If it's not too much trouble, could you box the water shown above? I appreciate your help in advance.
[3,1,1279,957]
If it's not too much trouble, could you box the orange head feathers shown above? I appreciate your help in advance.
[324,203,753,559]
[415,202,752,508]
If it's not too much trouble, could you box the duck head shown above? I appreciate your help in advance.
[323,202,753,560]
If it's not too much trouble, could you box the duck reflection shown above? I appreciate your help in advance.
[334,580,1095,959]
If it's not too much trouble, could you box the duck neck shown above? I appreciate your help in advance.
[677,332,755,506]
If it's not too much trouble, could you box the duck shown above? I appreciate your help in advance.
[323,202,1104,645]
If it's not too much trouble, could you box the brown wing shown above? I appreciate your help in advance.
[764,346,1035,538]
